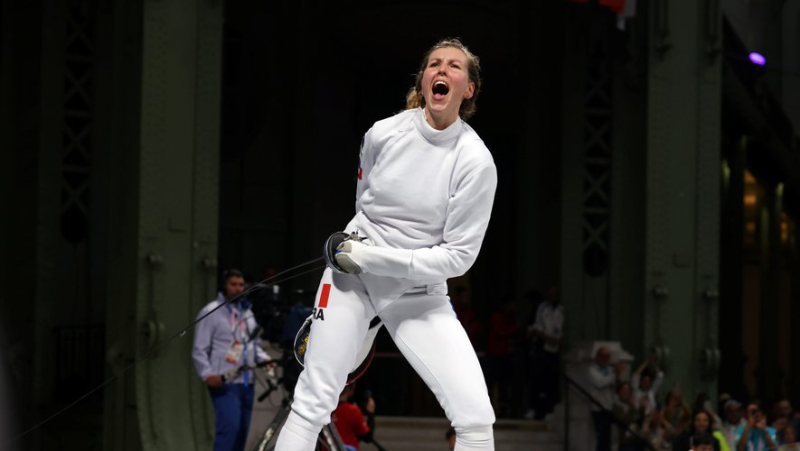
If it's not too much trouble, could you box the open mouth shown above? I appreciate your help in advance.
[432,80,449,96]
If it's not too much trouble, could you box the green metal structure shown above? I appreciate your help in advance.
[2,0,800,449]
[560,1,722,400]
[1,0,222,449]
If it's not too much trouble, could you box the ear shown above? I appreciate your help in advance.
[464,82,475,100]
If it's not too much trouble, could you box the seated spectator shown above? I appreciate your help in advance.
[332,384,375,451]
[641,406,674,450]
[673,409,729,451]
[588,346,624,451]
[632,353,664,415]
[735,403,777,451]
[779,425,799,450]
[773,398,800,442]
[693,393,724,431]
[663,388,693,439]
[722,399,746,449]
[612,382,644,451]
[693,432,720,451]
[778,428,800,451]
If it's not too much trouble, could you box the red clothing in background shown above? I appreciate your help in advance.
[332,401,369,449]
[453,302,483,348]
[487,311,517,355]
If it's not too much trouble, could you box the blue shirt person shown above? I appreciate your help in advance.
[192,269,270,451]
[734,404,778,451]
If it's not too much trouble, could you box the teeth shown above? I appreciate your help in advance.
[434,81,447,87]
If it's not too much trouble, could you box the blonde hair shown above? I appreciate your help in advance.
[405,38,482,121]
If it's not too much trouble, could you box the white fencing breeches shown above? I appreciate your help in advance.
[274,268,495,450]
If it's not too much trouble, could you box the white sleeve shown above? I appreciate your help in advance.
[554,307,564,337]
[359,162,498,280]
[532,304,546,333]
[650,370,665,393]
[191,305,214,380]
[588,365,615,389]
[255,340,270,363]
[631,372,641,389]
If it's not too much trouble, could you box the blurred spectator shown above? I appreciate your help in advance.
[693,393,724,431]
[772,398,800,441]
[641,406,674,450]
[485,296,518,417]
[450,286,483,349]
[632,352,664,415]
[673,409,729,451]
[734,403,777,451]
[663,388,693,438]
[692,432,719,451]
[778,425,799,450]
[722,399,746,449]
[445,427,456,450]
[332,383,375,451]
[523,289,544,419]
[613,381,644,451]
[522,290,543,416]
[719,393,733,417]
[525,286,563,420]
[588,346,624,451]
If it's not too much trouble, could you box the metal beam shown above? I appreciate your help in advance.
[644,0,721,398]
[100,0,223,449]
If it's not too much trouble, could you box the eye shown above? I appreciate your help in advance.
[429,61,440,67]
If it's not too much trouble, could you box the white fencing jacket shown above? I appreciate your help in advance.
[345,107,497,309]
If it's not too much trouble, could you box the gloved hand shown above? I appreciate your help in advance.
[323,231,412,277]
[335,239,370,274]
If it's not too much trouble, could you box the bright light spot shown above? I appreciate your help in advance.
[749,52,766,66]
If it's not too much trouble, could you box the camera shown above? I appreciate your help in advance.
[247,282,286,343]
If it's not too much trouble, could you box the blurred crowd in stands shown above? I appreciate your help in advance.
[451,283,800,451]
[589,344,799,450]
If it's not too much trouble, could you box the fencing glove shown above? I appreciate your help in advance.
[335,238,412,278]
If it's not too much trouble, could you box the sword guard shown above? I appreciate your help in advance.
[323,231,366,274]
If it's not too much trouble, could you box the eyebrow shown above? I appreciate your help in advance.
[428,57,465,65]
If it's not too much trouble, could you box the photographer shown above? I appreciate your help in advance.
[735,403,777,451]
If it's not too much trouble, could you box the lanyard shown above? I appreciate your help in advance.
[230,309,247,339]
[229,306,251,386]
